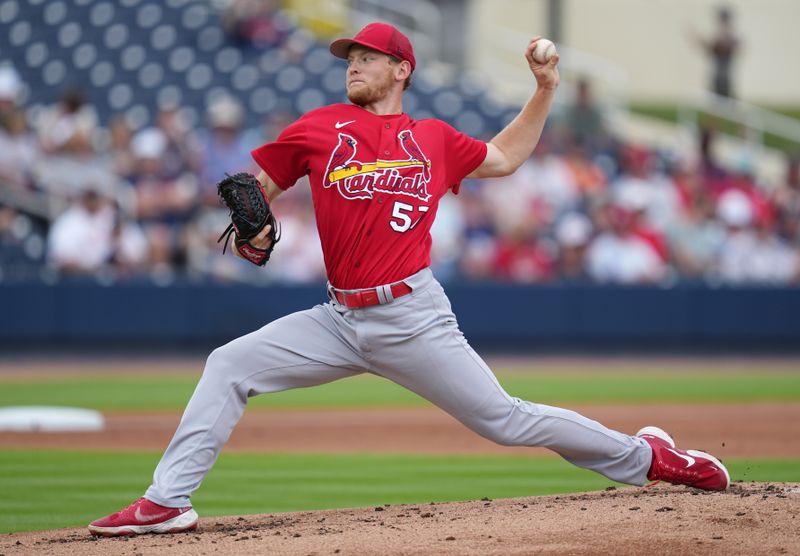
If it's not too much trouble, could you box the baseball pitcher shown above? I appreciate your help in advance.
[89,23,729,537]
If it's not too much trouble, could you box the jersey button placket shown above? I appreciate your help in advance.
[379,120,392,158]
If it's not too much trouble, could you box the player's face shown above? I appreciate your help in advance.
[345,46,395,106]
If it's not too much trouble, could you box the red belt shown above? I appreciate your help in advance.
[331,282,413,309]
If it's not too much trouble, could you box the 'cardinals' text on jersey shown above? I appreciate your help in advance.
[252,104,487,289]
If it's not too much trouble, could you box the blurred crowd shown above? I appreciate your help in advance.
[1,59,798,287]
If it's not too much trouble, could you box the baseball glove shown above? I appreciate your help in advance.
[216,172,280,266]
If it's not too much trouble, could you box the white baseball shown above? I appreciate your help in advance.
[533,38,556,63]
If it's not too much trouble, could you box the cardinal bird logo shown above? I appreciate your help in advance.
[398,130,431,182]
[323,129,431,202]
[325,133,359,176]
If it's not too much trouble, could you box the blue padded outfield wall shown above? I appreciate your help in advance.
[1,282,799,352]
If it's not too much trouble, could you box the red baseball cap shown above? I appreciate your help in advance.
[330,22,416,72]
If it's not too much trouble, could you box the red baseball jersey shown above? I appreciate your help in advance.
[252,104,487,289]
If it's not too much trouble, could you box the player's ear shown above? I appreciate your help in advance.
[394,60,412,83]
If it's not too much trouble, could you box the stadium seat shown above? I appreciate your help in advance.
[0,1,511,132]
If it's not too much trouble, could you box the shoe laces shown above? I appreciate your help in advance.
[113,498,144,518]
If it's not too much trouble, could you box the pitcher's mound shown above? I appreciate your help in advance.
[4,482,798,555]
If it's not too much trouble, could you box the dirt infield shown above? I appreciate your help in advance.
[2,483,798,555]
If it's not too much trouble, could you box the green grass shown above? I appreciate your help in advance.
[0,369,798,411]
[0,449,797,533]
[630,103,800,153]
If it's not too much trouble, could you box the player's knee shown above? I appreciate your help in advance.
[203,346,236,381]
[477,406,539,446]
[487,428,521,446]
[466,418,520,446]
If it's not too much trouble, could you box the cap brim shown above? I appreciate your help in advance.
[329,38,356,59]
[329,38,393,60]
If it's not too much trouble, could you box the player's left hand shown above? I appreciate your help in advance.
[525,37,560,91]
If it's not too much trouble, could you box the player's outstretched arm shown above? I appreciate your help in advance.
[468,37,560,179]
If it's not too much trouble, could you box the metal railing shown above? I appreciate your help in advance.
[679,91,800,147]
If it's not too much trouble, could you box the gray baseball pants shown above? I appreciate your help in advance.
[145,267,652,507]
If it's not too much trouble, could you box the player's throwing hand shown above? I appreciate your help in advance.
[525,37,560,91]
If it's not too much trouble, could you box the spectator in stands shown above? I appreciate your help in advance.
[429,194,467,283]
[46,186,117,275]
[109,208,150,279]
[490,200,557,284]
[106,116,136,179]
[0,65,22,118]
[562,142,607,207]
[155,104,200,179]
[667,191,724,280]
[564,79,606,150]
[715,189,799,285]
[612,145,680,237]
[128,128,198,277]
[458,184,497,281]
[690,6,741,99]
[613,185,669,264]
[751,218,800,285]
[696,123,739,192]
[714,188,757,284]
[586,202,666,284]
[772,154,800,242]
[554,212,593,283]
[521,143,581,218]
[37,87,98,155]
[0,106,39,190]
[772,159,800,274]
[197,97,257,206]
[47,185,148,279]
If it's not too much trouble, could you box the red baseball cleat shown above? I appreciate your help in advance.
[88,497,198,537]
[637,426,730,491]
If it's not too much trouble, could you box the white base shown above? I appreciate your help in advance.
[0,406,104,432]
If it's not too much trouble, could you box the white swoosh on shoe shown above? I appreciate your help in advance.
[667,448,696,467]
[134,507,174,522]
[335,120,355,129]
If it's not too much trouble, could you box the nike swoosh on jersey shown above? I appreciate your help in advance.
[335,120,355,129]
[666,448,696,467]
[134,507,175,522]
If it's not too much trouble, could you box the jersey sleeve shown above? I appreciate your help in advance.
[251,120,309,190]
[440,122,488,194]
